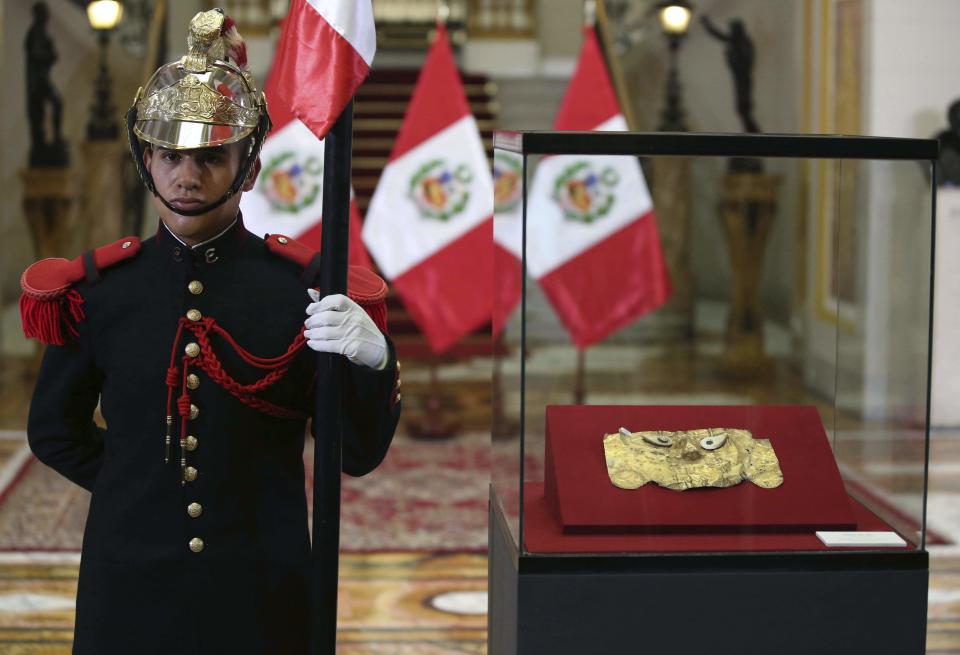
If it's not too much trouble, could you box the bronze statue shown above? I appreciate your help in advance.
[25,1,68,166]
[933,99,960,187]
[702,15,763,171]
[702,16,760,134]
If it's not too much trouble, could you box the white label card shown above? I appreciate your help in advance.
[815,531,907,548]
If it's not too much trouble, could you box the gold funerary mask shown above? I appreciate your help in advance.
[603,427,783,491]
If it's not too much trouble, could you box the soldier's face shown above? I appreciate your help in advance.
[144,143,260,246]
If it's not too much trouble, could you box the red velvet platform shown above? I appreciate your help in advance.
[524,482,914,553]
[543,405,857,533]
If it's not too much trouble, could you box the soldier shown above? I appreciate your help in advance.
[20,10,400,654]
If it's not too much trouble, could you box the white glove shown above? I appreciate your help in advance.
[304,289,388,370]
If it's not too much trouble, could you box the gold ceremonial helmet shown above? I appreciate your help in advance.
[126,8,272,216]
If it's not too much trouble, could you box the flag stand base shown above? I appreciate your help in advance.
[573,349,586,405]
[406,359,462,439]
[492,351,519,440]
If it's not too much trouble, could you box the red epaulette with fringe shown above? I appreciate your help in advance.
[20,237,142,345]
[265,234,389,333]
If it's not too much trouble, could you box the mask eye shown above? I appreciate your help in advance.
[642,431,673,447]
[619,427,673,447]
[699,432,727,450]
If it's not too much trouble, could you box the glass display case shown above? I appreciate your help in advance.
[489,131,937,655]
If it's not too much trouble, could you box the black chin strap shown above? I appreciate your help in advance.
[155,184,237,218]
[126,107,272,217]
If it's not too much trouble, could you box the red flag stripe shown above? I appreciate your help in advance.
[391,219,493,354]
[538,212,671,350]
[296,200,373,269]
[553,28,621,131]
[388,24,473,162]
[263,61,296,131]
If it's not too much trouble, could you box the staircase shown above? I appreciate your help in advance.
[353,69,499,359]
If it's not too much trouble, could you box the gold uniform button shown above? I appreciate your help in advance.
[186,309,202,322]
[396,378,402,390]
[122,240,132,249]
[277,236,289,244]
[189,404,199,420]
[184,466,198,482]
[396,392,402,402]
[185,435,198,451]
[189,537,204,553]
[187,502,203,518]
[188,280,204,295]
[186,374,200,390]
[185,342,200,358]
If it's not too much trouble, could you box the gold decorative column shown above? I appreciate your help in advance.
[19,167,77,362]
[717,172,780,375]
[80,140,126,249]
[20,168,76,261]
[650,157,693,337]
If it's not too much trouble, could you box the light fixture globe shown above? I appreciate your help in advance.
[87,0,123,31]
[657,3,692,36]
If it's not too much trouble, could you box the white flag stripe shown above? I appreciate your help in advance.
[240,119,324,238]
[493,206,523,259]
[363,115,494,279]
[494,114,638,266]
[526,154,653,277]
[523,113,653,278]
[492,151,524,260]
[306,0,376,66]
[592,114,627,133]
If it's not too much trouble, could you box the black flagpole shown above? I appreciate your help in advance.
[311,99,353,654]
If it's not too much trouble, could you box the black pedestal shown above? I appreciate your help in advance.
[488,496,928,655]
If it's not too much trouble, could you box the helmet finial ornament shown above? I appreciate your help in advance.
[183,9,225,72]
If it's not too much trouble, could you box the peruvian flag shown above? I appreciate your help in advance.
[496,27,670,349]
[241,50,371,267]
[362,25,494,353]
[269,0,376,140]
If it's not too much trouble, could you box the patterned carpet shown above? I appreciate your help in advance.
[0,431,491,553]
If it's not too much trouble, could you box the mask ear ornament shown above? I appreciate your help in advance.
[699,429,727,451]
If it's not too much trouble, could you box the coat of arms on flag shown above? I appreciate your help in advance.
[260,151,323,213]
[493,151,522,213]
[409,160,473,221]
[552,161,619,223]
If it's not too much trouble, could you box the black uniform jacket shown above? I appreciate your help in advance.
[27,219,400,654]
